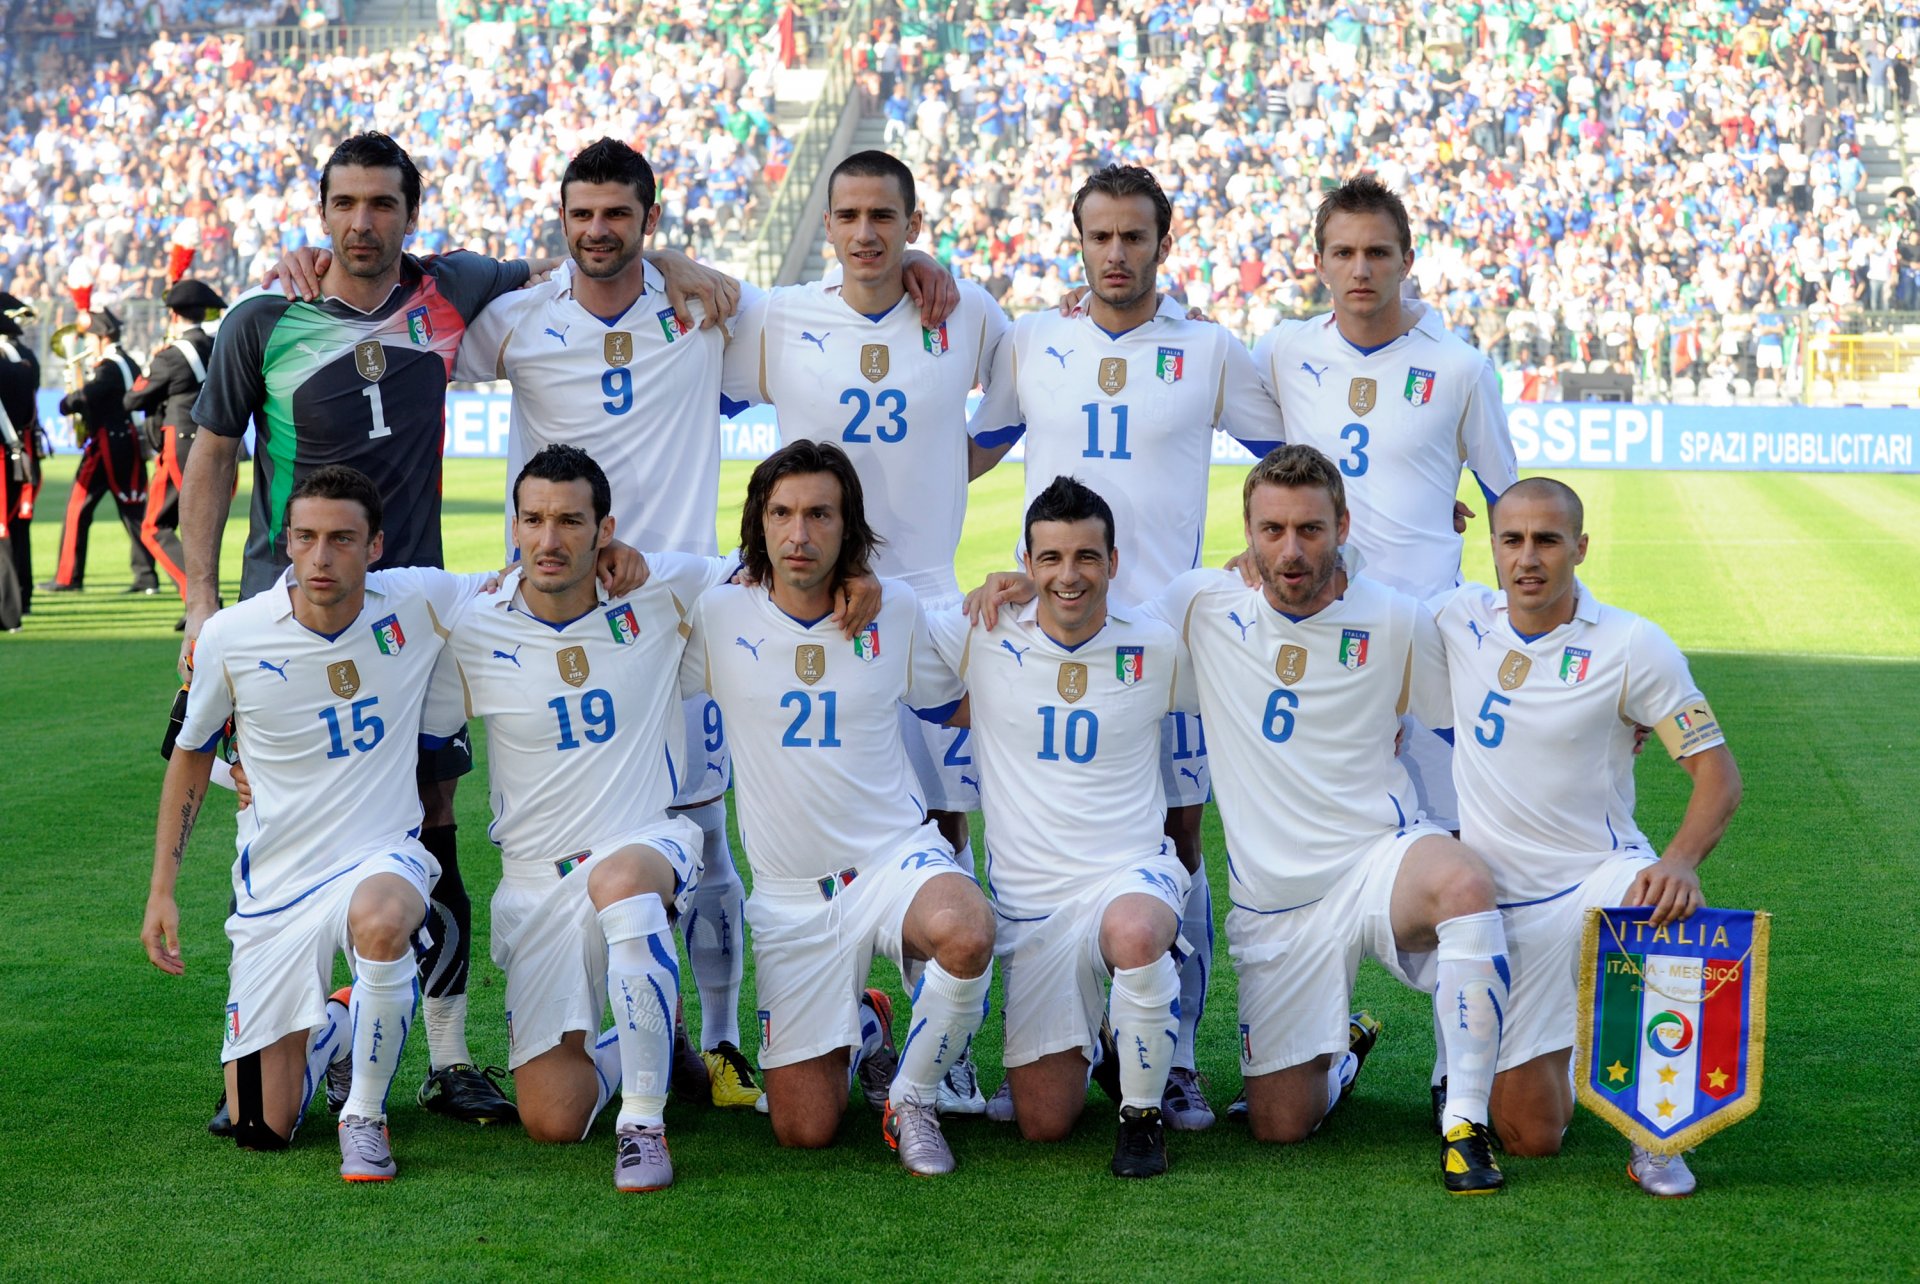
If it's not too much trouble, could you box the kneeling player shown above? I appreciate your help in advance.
[681,440,995,1176]
[930,476,1189,1176]
[1431,478,1741,1196]
[141,468,486,1181]
[440,445,736,1191]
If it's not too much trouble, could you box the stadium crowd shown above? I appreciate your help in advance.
[0,0,1917,395]
[856,0,1920,394]
[0,0,794,339]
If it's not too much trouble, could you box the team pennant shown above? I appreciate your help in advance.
[1560,646,1592,686]
[406,305,433,346]
[1404,366,1436,405]
[657,308,689,343]
[1338,628,1369,670]
[922,323,949,358]
[1116,645,1144,685]
[1155,347,1184,384]
[853,621,881,661]
[1576,906,1771,1155]
[372,613,405,655]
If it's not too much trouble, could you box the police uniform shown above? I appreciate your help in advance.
[0,293,42,629]
[126,279,223,604]
[45,309,157,593]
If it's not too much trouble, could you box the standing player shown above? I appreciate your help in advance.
[1431,477,1742,1197]
[926,477,1189,1178]
[42,307,157,595]
[1252,175,1518,838]
[441,446,735,1190]
[680,440,996,1176]
[722,150,1011,1113]
[127,278,223,616]
[969,164,1288,1130]
[182,132,535,1127]
[140,467,485,1181]
[1147,445,1512,1193]
[0,292,41,630]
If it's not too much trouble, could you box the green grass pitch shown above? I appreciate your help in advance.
[3,456,1916,1280]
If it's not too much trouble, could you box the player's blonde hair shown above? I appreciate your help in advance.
[1242,444,1347,525]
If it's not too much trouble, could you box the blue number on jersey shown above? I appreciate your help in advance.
[1338,421,1369,477]
[1474,690,1511,748]
[550,689,618,751]
[779,689,843,747]
[1079,402,1132,459]
[1036,705,1099,763]
[840,387,909,443]
[603,367,633,415]
[318,696,385,760]
[942,726,972,767]
[1260,688,1298,743]
[1169,711,1206,759]
[702,698,724,752]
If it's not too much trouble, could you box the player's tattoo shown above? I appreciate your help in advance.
[170,786,199,868]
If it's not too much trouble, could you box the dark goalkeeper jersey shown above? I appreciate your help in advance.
[192,251,529,599]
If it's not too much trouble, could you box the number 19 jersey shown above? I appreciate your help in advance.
[681,580,963,882]
[445,554,731,875]
[722,280,1011,601]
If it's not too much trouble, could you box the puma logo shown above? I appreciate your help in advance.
[1044,345,1074,368]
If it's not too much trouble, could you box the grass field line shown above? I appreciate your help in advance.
[1689,647,1918,663]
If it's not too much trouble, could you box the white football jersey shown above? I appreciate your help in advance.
[444,554,731,874]
[680,580,963,882]
[1431,582,1726,903]
[177,567,483,911]
[1253,303,1518,598]
[1148,568,1450,912]
[721,279,1011,600]
[923,602,1183,918]
[458,261,762,556]
[971,295,1287,603]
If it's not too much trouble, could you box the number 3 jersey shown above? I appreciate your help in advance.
[438,554,732,876]
[1430,582,1725,903]
[680,580,963,882]
[922,602,1184,919]
[1146,568,1451,913]
[192,252,530,600]
[722,280,1011,601]
[176,567,486,911]
[1253,305,1517,599]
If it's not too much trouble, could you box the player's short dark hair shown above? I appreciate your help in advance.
[828,150,916,215]
[514,444,613,525]
[561,137,657,212]
[287,465,383,536]
[1495,476,1585,536]
[739,439,884,589]
[1024,474,1115,554]
[1072,164,1173,243]
[1243,444,1346,526]
[321,132,423,216]
[1313,174,1412,257]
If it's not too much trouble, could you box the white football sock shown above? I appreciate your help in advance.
[1434,910,1510,1131]
[586,1027,622,1139]
[343,951,418,1120]
[682,799,743,1051]
[848,993,887,1091]
[1322,1050,1358,1123]
[1174,866,1212,1070]
[949,840,975,879]
[1431,1005,1449,1087]
[1109,954,1180,1111]
[298,993,350,1121]
[890,959,990,1108]
[599,893,677,1130]
[422,992,472,1071]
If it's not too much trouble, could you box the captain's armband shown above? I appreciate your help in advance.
[1653,700,1723,759]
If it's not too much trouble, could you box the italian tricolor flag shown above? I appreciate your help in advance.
[1593,947,1745,1135]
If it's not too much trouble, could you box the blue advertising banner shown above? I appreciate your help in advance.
[41,389,1913,474]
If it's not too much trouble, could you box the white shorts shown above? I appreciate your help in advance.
[746,829,968,1069]
[221,843,438,1063]
[900,590,978,814]
[489,815,704,1071]
[673,694,731,808]
[1398,715,1458,832]
[995,852,1190,1068]
[1158,710,1210,808]
[1495,850,1656,1072]
[1226,825,1438,1076]
[1756,344,1784,370]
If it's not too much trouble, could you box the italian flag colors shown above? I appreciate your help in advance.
[1580,907,1770,1154]
[1594,950,1744,1134]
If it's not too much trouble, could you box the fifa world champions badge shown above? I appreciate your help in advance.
[1575,906,1770,1155]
